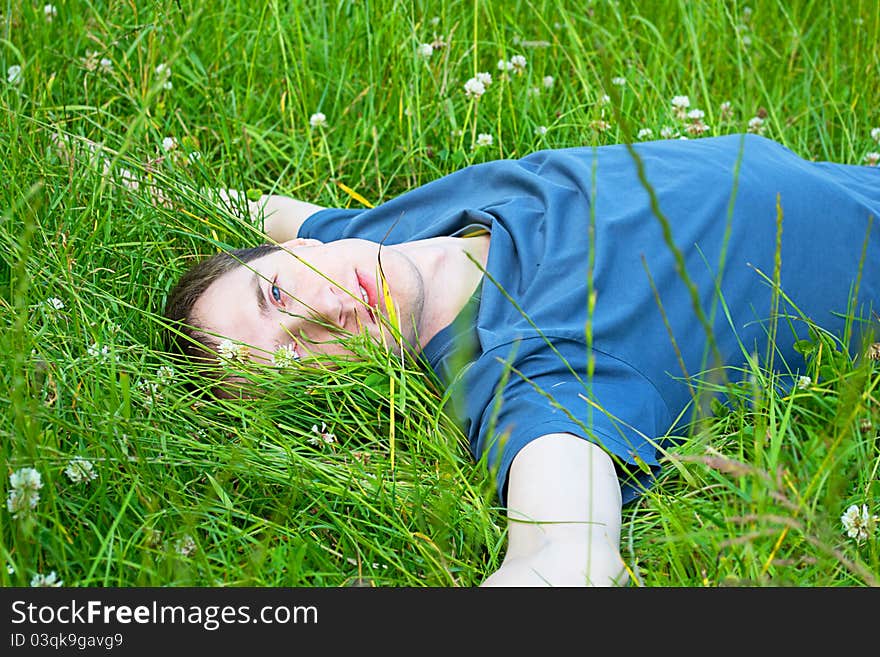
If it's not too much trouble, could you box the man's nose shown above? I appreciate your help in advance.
[309,285,352,330]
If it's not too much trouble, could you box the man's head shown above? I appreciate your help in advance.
[163,237,427,376]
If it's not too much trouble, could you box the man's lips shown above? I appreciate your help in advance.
[355,270,377,324]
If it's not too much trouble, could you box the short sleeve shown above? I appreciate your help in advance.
[298,208,365,242]
[297,156,575,246]
[460,339,671,505]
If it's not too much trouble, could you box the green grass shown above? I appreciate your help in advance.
[2,0,879,587]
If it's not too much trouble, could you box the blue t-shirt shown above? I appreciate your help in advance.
[299,134,880,504]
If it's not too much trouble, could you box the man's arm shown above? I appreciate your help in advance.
[247,194,326,243]
[210,190,326,243]
[481,433,628,587]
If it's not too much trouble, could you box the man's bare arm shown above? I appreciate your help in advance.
[246,194,326,243]
[211,190,325,242]
[481,433,628,587]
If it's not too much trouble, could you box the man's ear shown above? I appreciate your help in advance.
[279,237,322,250]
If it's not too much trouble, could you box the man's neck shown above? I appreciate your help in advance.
[393,234,490,347]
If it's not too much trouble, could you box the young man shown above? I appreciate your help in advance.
[164,134,880,586]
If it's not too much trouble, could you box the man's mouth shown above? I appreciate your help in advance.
[355,272,377,324]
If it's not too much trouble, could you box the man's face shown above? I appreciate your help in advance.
[192,238,426,363]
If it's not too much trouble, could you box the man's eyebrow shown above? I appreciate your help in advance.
[253,271,269,316]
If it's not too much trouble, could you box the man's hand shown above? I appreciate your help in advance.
[50,134,174,207]
[50,134,325,236]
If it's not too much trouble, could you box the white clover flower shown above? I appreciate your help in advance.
[660,126,677,139]
[463,77,486,98]
[175,534,197,557]
[80,51,99,72]
[217,339,249,362]
[156,365,175,385]
[797,375,812,389]
[509,54,527,73]
[99,58,113,72]
[429,16,440,26]
[217,339,237,361]
[841,504,877,542]
[871,127,880,143]
[64,457,97,484]
[417,43,434,58]
[7,65,21,85]
[6,468,43,518]
[309,422,337,446]
[864,152,880,166]
[155,63,172,90]
[542,75,554,88]
[475,71,493,87]
[497,59,514,72]
[741,34,752,47]
[671,95,690,119]
[273,344,300,368]
[45,297,64,310]
[535,126,548,136]
[637,128,654,140]
[526,87,540,97]
[86,342,112,362]
[475,133,493,148]
[598,93,611,105]
[309,112,327,128]
[44,4,57,21]
[31,571,63,587]
[611,76,626,86]
[686,122,711,136]
[685,107,711,136]
[9,468,42,493]
[747,116,765,134]
[161,137,177,151]
[135,379,160,405]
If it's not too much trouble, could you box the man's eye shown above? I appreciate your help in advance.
[271,283,282,303]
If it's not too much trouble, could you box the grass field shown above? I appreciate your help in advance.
[2,0,879,587]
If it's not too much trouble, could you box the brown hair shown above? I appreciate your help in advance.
[163,244,280,367]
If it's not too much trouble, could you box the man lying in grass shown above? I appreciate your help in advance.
[162,133,880,586]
